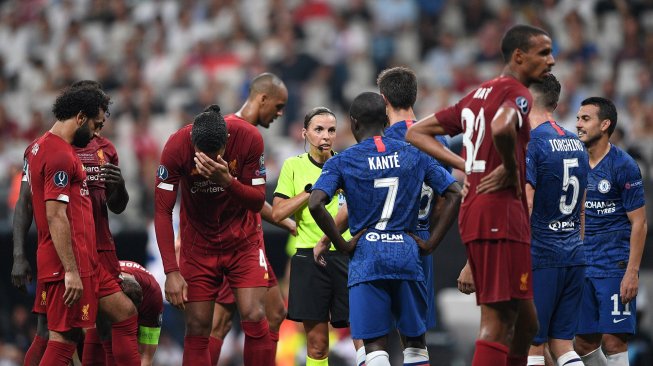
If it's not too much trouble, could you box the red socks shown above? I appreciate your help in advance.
[81,328,106,366]
[241,319,274,366]
[507,354,528,366]
[39,340,76,366]
[472,340,509,366]
[110,314,140,366]
[209,336,223,366]
[24,335,48,366]
[183,335,210,365]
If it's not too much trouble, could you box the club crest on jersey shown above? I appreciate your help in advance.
[97,149,106,165]
[229,159,238,176]
[157,165,169,180]
[81,304,90,320]
[598,179,611,193]
[516,96,529,115]
[54,171,69,187]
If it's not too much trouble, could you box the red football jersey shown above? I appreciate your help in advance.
[119,261,163,328]
[435,76,532,244]
[75,136,119,251]
[27,132,97,281]
[154,114,266,273]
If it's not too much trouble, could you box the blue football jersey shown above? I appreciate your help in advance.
[313,136,455,286]
[584,144,645,277]
[526,121,589,269]
[385,120,454,232]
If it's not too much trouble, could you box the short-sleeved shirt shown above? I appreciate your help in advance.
[526,121,589,269]
[119,261,164,328]
[274,152,350,250]
[313,136,455,286]
[155,115,265,253]
[385,120,453,232]
[435,76,532,244]
[584,144,645,277]
[27,132,97,282]
[75,136,119,251]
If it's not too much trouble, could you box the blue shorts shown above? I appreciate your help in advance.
[532,266,584,344]
[349,280,427,340]
[577,277,636,335]
[417,230,436,329]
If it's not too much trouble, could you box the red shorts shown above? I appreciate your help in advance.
[215,252,278,304]
[97,265,122,299]
[33,281,47,314]
[180,241,269,302]
[45,275,99,332]
[466,239,533,305]
[97,250,121,282]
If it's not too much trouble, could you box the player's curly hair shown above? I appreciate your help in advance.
[350,92,388,128]
[52,85,111,121]
[377,66,417,110]
[192,104,228,153]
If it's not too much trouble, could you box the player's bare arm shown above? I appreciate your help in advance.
[45,200,83,306]
[308,190,361,254]
[11,181,33,290]
[621,206,647,304]
[406,115,465,172]
[477,106,521,196]
[271,191,310,223]
[525,183,535,216]
[261,201,296,235]
[102,162,129,214]
[313,203,350,266]
[418,182,461,254]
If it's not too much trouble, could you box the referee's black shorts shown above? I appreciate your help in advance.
[287,248,350,328]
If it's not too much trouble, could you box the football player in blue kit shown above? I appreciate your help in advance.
[378,66,455,335]
[308,92,461,366]
[524,74,589,366]
[574,97,647,366]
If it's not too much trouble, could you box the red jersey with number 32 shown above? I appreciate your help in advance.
[27,132,97,281]
[435,76,532,244]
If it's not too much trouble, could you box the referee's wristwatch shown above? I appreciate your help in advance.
[304,183,313,193]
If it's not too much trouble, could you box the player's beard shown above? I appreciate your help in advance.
[72,121,93,147]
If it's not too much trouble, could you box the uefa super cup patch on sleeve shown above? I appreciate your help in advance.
[516,96,529,115]
[53,171,69,187]
[156,165,169,180]
[625,180,642,190]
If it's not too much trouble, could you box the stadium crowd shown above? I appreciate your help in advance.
[1,0,653,365]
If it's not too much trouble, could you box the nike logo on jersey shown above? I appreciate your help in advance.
[613,318,628,324]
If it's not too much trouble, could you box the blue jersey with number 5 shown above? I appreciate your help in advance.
[313,136,455,286]
[526,121,589,269]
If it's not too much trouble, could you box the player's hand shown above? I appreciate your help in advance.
[11,255,33,291]
[620,269,638,304]
[457,261,475,295]
[476,164,521,198]
[282,218,297,236]
[342,229,365,254]
[194,152,233,187]
[408,233,430,255]
[100,163,124,190]
[460,176,470,203]
[63,271,84,306]
[313,236,330,267]
[165,271,188,310]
